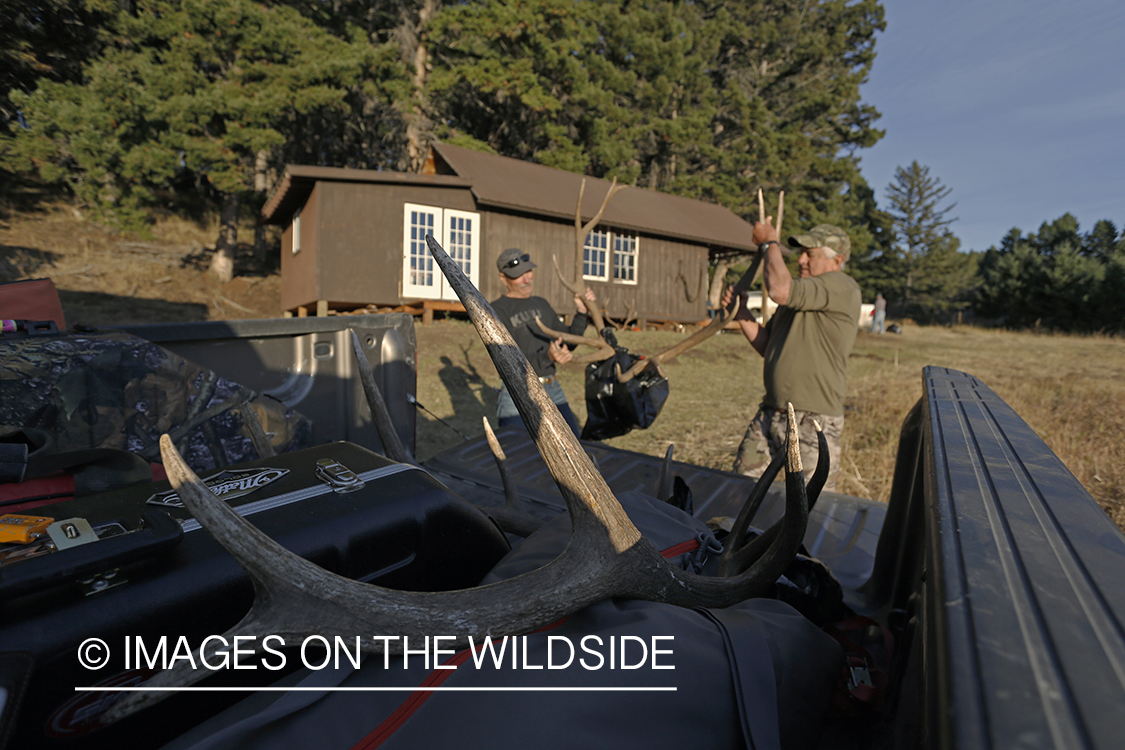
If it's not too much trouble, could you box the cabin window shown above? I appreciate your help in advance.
[613,232,638,284]
[292,209,302,255]
[584,228,638,284]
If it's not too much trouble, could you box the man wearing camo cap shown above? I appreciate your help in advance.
[722,220,861,491]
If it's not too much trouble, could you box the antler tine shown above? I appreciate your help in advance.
[552,253,582,296]
[623,299,638,329]
[776,190,785,239]
[616,294,742,383]
[532,316,615,364]
[551,253,608,333]
[719,404,811,577]
[806,419,829,509]
[657,444,675,503]
[716,447,786,577]
[350,329,414,465]
[482,417,542,537]
[569,176,626,334]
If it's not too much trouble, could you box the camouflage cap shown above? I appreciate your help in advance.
[788,224,851,260]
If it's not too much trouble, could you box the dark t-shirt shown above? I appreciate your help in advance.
[490,295,589,378]
[762,271,861,416]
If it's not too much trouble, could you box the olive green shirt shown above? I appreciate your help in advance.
[762,271,861,417]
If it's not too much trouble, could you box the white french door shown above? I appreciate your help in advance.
[402,204,480,300]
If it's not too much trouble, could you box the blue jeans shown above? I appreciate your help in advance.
[497,380,582,438]
[872,310,886,334]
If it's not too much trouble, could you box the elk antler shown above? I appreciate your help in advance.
[554,177,627,333]
[761,190,784,326]
[622,299,638,329]
[101,236,808,725]
[481,416,543,537]
[616,189,790,383]
[350,329,414,465]
[717,422,829,577]
[531,316,615,363]
[614,292,742,383]
[707,258,731,309]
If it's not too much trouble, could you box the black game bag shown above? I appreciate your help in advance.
[580,331,669,441]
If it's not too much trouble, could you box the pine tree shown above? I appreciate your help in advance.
[7,0,380,279]
[882,161,971,320]
[426,0,887,249]
[976,216,1124,332]
[0,0,108,128]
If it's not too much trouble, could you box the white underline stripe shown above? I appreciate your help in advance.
[75,686,676,692]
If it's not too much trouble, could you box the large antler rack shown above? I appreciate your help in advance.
[615,189,787,383]
[100,234,810,726]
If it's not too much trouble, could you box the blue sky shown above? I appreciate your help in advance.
[857,0,1125,252]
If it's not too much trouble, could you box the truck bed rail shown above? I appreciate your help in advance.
[874,367,1125,749]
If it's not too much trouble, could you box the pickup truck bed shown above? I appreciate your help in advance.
[424,366,1125,749]
[5,311,1121,749]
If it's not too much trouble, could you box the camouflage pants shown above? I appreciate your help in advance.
[733,405,844,492]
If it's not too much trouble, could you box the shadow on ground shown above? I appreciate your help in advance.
[0,244,61,281]
[58,290,210,327]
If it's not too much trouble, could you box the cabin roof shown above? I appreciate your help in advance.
[429,142,756,252]
[260,166,472,225]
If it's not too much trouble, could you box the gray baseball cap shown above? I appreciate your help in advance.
[789,224,851,260]
[497,248,537,278]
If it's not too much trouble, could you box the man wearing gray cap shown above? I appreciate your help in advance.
[723,221,861,491]
[491,248,595,437]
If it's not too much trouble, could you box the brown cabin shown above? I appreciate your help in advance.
[260,142,757,326]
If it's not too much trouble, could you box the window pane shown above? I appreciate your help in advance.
[612,232,637,282]
[408,211,436,286]
[447,215,473,276]
[584,229,609,279]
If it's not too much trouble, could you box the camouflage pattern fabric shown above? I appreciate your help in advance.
[733,404,843,491]
[0,331,311,473]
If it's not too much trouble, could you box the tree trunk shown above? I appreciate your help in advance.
[400,0,440,171]
[210,192,240,284]
[253,150,271,267]
[708,259,731,311]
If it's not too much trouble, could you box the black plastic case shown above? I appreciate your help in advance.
[0,442,509,749]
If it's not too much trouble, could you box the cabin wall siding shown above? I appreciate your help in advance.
[481,209,709,322]
[284,182,476,310]
[280,184,319,311]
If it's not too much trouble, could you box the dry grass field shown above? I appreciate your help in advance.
[3,204,1123,530]
[413,320,1125,530]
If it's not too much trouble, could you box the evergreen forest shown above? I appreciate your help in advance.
[3,0,1122,332]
